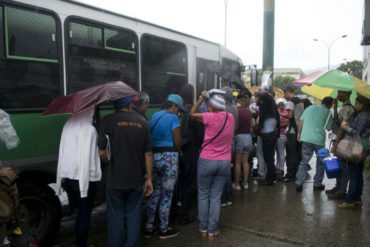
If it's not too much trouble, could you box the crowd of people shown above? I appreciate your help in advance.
[3,83,369,247]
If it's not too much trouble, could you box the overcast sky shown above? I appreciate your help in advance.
[76,0,365,73]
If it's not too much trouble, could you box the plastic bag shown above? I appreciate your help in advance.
[336,133,365,163]
[0,109,20,149]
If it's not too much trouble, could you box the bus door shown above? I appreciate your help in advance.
[196,58,218,97]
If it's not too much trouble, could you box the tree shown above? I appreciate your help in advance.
[273,75,301,94]
[337,60,363,79]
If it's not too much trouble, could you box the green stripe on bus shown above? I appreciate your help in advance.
[166,72,186,77]
[104,29,136,54]
[7,55,58,63]
[4,7,58,63]
[104,46,136,54]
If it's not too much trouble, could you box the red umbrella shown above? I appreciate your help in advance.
[42,81,136,116]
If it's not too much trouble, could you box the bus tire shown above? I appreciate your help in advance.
[18,183,62,247]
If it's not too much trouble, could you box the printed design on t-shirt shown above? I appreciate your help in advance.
[117,121,143,128]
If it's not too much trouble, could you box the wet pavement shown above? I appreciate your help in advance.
[57,158,370,247]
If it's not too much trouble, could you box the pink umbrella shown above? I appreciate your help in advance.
[293,70,328,87]
[42,81,136,116]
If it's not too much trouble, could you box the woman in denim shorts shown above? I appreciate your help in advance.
[233,93,254,190]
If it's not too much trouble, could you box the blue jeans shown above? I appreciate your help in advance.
[296,142,324,186]
[346,162,364,203]
[197,158,230,235]
[64,179,96,247]
[106,188,143,247]
[335,158,349,193]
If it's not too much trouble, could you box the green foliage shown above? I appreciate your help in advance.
[273,75,301,94]
[337,60,363,79]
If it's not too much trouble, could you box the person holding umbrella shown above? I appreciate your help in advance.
[332,95,370,209]
[326,90,355,199]
[56,106,102,247]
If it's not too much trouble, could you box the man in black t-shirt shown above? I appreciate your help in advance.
[98,95,153,247]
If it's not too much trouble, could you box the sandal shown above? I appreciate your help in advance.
[208,229,221,240]
[198,229,207,238]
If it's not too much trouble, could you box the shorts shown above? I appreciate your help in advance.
[235,134,253,154]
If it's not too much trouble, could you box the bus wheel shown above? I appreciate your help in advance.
[18,183,62,247]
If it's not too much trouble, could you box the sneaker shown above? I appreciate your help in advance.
[226,201,232,206]
[327,191,346,200]
[337,202,355,210]
[143,228,155,239]
[158,228,179,239]
[243,183,249,190]
[325,187,337,194]
[313,184,325,191]
[296,184,303,192]
[232,183,241,190]
[221,203,227,207]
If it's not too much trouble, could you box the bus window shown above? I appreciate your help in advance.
[105,29,136,54]
[6,7,58,62]
[69,22,102,48]
[66,20,138,93]
[141,35,187,105]
[221,58,241,88]
[0,6,61,110]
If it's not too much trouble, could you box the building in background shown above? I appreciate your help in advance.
[243,67,304,87]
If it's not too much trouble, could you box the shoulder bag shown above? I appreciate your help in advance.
[336,133,366,163]
[200,112,228,152]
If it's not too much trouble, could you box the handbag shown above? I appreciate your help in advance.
[200,112,228,152]
[335,133,366,163]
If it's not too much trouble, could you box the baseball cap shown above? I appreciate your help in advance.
[167,94,184,111]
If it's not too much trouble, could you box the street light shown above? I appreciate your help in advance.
[224,0,228,47]
[313,34,347,70]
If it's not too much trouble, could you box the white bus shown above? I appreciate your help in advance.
[0,0,244,244]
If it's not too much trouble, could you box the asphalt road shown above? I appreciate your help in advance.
[57,157,370,247]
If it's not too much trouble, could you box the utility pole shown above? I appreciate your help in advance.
[224,0,228,47]
[262,0,275,88]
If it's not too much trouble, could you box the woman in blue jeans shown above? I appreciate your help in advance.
[190,90,234,240]
[333,95,370,209]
